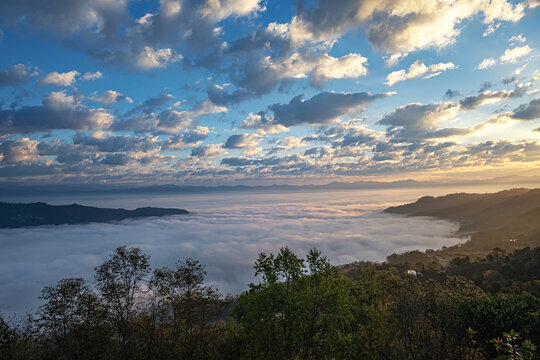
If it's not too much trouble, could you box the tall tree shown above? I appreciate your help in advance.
[94,246,150,360]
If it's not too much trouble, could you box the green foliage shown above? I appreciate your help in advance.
[0,246,539,360]
[232,247,358,359]
[491,330,537,360]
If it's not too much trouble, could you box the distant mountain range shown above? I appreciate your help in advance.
[2,175,540,197]
[385,188,540,256]
[0,202,189,228]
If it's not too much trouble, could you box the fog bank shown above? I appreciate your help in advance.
[0,189,468,314]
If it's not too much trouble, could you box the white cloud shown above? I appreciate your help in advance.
[241,112,289,135]
[383,53,408,67]
[284,0,531,53]
[509,34,527,43]
[500,45,531,63]
[136,47,182,70]
[191,144,226,158]
[477,57,496,70]
[266,52,369,87]
[482,22,500,36]
[310,53,368,86]
[92,90,133,105]
[38,70,79,87]
[386,60,456,86]
[200,0,264,20]
[83,71,103,81]
[223,133,261,149]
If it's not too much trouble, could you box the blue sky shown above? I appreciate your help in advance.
[0,0,539,185]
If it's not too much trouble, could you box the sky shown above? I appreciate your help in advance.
[0,0,540,186]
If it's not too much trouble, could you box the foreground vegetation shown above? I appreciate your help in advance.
[1,246,539,360]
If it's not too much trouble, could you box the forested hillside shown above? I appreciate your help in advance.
[1,246,538,360]
[0,202,189,228]
[385,188,540,262]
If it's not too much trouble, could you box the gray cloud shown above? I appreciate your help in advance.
[0,64,35,86]
[508,98,540,120]
[72,133,160,153]
[444,89,461,99]
[0,0,262,70]
[223,133,261,149]
[190,144,225,158]
[126,93,174,116]
[378,102,459,141]
[163,126,210,150]
[0,92,112,135]
[270,91,388,127]
[459,85,528,110]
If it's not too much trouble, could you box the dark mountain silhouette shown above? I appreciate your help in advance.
[0,202,189,228]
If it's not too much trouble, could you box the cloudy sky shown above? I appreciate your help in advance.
[1,0,539,186]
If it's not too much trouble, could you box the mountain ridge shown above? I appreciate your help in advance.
[0,202,189,228]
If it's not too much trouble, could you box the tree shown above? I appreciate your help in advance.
[37,277,109,360]
[150,257,227,359]
[94,246,150,360]
[232,247,358,359]
[0,314,17,359]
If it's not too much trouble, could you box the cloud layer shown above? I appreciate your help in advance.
[0,188,468,314]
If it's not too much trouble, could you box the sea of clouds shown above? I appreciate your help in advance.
[0,188,477,315]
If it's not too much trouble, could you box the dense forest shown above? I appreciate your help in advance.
[1,246,539,360]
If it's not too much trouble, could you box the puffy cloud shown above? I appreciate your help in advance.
[72,133,160,153]
[269,91,390,127]
[458,85,528,110]
[200,0,263,20]
[378,102,460,141]
[500,45,531,63]
[267,52,369,87]
[0,0,128,37]
[223,133,261,149]
[38,70,79,87]
[0,138,41,165]
[0,64,35,86]
[192,99,228,116]
[509,34,527,43]
[379,84,531,142]
[241,112,289,135]
[82,71,103,81]
[191,144,226,158]
[444,89,461,99]
[383,52,408,67]
[0,91,113,135]
[285,0,530,53]
[477,58,496,70]
[266,136,306,154]
[127,93,174,115]
[163,126,211,149]
[506,98,540,120]
[136,47,182,70]
[210,50,370,105]
[309,53,368,86]
[0,0,257,71]
[482,22,500,36]
[385,60,456,86]
[117,97,225,135]
[92,90,133,105]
